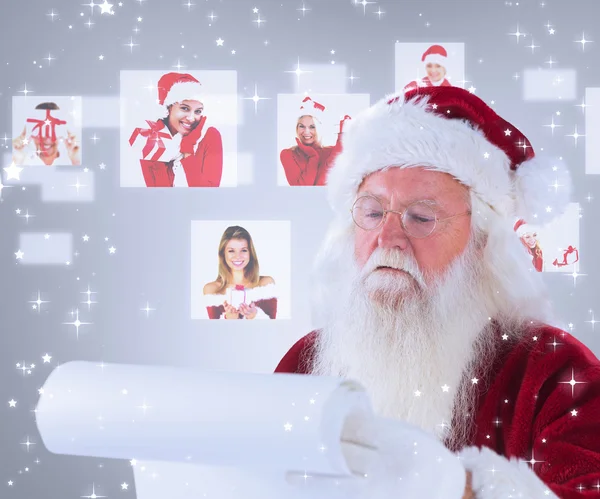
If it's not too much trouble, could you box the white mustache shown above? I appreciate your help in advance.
[361,248,426,288]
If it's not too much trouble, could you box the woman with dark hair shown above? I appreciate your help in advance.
[202,226,277,319]
[129,72,223,187]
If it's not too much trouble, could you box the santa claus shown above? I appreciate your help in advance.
[275,87,600,497]
[280,96,350,186]
[403,44,453,92]
[129,72,223,188]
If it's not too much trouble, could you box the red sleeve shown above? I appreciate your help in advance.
[206,305,224,319]
[184,127,223,187]
[473,326,600,497]
[255,298,277,319]
[139,160,174,187]
[315,134,343,186]
[280,148,319,186]
[274,331,318,374]
[403,81,418,92]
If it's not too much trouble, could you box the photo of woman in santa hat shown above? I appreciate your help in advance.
[202,226,278,320]
[127,72,223,188]
[279,96,350,186]
[12,97,82,167]
[403,44,453,92]
[514,219,544,272]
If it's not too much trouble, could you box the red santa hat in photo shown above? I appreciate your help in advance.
[326,86,572,227]
[513,219,534,237]
[422,44,448,66]
[298,96,326,124]
[156,72,204,108]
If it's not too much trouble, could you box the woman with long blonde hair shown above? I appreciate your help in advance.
[203,226,277,319]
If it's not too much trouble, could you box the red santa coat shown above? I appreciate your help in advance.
[275,324,600,498]
[130,118,223,188]
[203,283,278,319]
[280,133,343,186]
[403,76,452,93]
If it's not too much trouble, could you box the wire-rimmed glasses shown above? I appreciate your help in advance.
[351,195,471,238]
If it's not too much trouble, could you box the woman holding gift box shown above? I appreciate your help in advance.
[202,226,277,320]
[128,72,223,188]
[280,96,350,186]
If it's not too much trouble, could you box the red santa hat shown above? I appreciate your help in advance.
[422,45,448,66]
[156,72,204,108]
[514,219,534,237]
[326,86,572,226]
[298,96,326,124]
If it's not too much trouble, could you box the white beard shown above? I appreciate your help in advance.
[311,234,505,447]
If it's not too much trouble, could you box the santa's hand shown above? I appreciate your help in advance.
[295,137,318,157]
[287,417,467,499]
[180,115,207,155]
[223,301,240,320]
[65,130,81,166]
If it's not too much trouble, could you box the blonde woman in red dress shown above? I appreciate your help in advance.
[129,72,223,188]
[280,96,350,186]
[202,226,277,320]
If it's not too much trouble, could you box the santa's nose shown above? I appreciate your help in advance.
[377,213,410,251]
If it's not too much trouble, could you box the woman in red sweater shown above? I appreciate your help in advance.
[128,72,223,188]
[280,96,350,186]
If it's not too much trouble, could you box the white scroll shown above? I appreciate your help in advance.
[35,362,378,499]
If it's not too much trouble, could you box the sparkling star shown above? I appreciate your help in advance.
[558,368,587,397]
[566,127,585,146]
[414,390,422,397]
[284,422,293,431]
[8,399,17,408]
[285,57,312,86]
[216,38,224,46]
[15,250,24,260]
[141,302,155,317]
[544,116,562,135]
[504,129,512,136]
[571,409,578,416]
[253,14,266,27]
[63,309,92,339]
[471,377,479,384]
[108,246,116,254]
[509,25,526,43]
[42,354,52,363]
[4,161,23,181]
[243,83,270,114]
[121,483,129,490]
[99,0,113,14]
[575,33,592,50]
[441,384,450,392]
[29,291,50,312]
[82,234,90,242]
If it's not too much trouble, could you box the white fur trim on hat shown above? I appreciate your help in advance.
[423,54,447,66]
[515,223,531,237]
[163,81,204,107]
[325,93,571,227]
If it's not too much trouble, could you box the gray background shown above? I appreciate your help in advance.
[1,0,599,496]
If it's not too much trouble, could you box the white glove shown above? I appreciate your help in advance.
[287,416,467,499]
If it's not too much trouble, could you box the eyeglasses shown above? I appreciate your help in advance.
[350,195,471,238]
